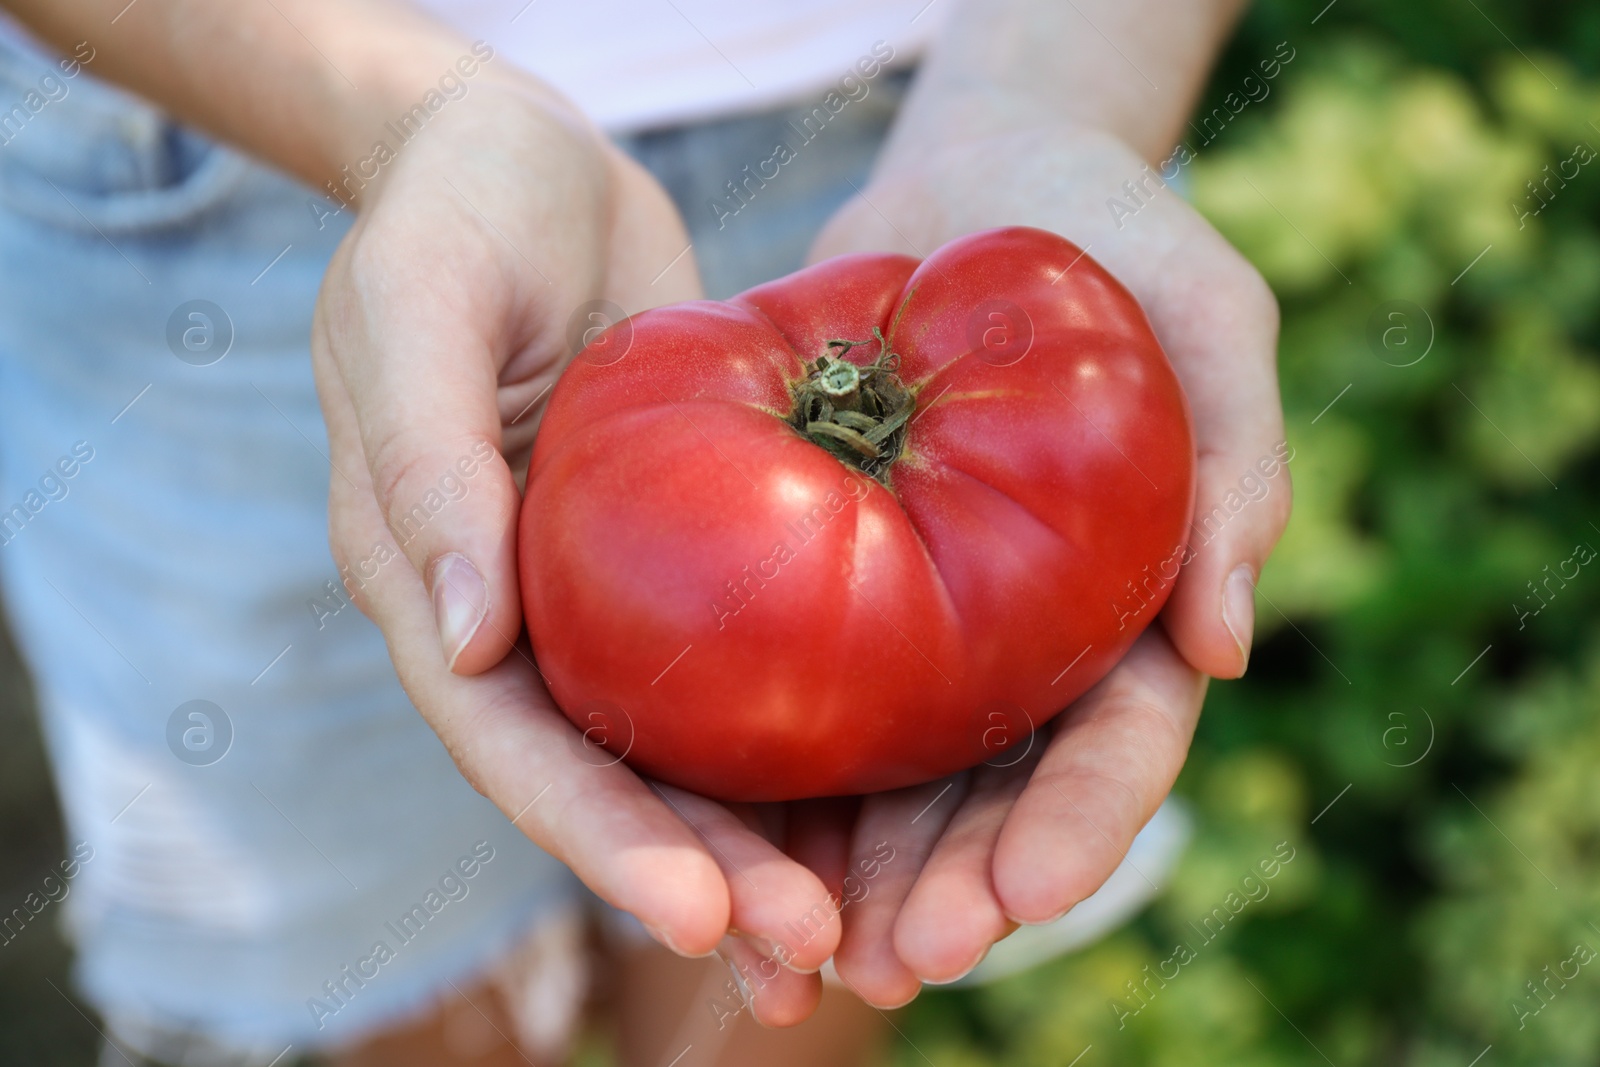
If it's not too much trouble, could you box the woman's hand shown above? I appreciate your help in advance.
[802,118,1289,1005]
[311,79,846,1025]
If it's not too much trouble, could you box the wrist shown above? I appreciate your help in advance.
[890,0,1247,166]
[870,89,1119,182]
[318,50,604,214]
[315,30,584,210]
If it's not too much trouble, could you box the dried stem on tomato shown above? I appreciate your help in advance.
[791,327,915,482]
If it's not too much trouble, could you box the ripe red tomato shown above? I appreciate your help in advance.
[520,227,1194,801]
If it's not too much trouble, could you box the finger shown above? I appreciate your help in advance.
[994,627,1205,924]
[891,748,1041,983]
[832,776,968,1009]
[1137,231,1289,679]
[717,934,825,1029]
[316,222,543,678]
[652,785,842,975]
[318,366,733,956]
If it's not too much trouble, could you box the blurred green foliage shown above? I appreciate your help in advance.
[895,2,1600,1064]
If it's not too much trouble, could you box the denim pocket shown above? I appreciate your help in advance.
[0,36,247,234]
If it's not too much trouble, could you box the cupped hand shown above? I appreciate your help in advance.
[309,78,840,1024]
[798,120,1290,1005]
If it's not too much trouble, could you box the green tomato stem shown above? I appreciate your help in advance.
[790,329,915,484]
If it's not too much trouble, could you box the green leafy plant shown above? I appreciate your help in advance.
[894,10,1600,1064]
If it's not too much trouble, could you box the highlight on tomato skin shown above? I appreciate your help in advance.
[519,226,1196,802]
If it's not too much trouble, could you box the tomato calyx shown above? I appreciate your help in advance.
[790,327,915,483]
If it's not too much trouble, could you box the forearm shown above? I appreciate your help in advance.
[887,0,1247,165]
[0,0,551,202]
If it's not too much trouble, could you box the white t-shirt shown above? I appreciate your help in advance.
[413,0,943,131]
[0,1,944,133]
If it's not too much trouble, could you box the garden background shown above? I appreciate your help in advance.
[3,0,1600,1063]
[885,0,1600,1063]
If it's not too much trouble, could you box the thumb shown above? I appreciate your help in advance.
[1150,251,1289,680]
[374,424,521,677]
[318,242,530,677]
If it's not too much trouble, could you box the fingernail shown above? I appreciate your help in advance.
[431,552,488,670]
[1005,903,1072,927]
[643,923,716,959]
[922,946,989,986]
[1222,564,1256,673]
[872,987,922,1010]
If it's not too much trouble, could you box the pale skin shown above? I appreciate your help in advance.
[4,0,1286,1061]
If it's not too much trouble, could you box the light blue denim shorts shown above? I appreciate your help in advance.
[0,33,1187,1065]
[0,35,583,1064]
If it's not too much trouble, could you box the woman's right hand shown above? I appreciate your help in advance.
[310,74,845,1026]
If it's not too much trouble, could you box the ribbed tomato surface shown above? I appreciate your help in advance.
[520,227,1194,801]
